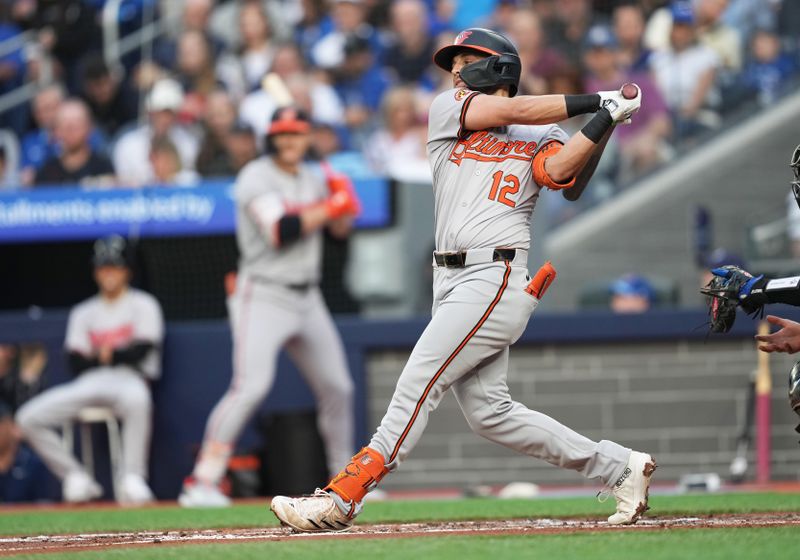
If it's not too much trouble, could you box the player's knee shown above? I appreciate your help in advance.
[15,403,39,434]
[465,400,513,437]
[328,376,354,402]
[118,385,152,416]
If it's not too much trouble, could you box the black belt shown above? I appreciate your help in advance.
[433,248,516,268]
[249,275,317,292]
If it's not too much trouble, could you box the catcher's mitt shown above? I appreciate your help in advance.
[700,265,765,333]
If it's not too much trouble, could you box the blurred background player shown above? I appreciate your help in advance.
[15,236,164,504]
[179,107,360,507]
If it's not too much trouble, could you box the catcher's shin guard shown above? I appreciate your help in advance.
[325,447,389,517]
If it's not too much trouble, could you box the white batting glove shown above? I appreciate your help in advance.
[597,85,641,125]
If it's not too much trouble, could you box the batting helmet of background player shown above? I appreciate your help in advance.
[790,143,800,210]
[92,234,131,268]
[265,106,312,154]
[433,28,522,97]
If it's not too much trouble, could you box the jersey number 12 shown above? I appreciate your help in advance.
[487,171,520,208]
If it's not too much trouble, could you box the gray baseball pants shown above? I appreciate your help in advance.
[195,277,354,483]
[15,368,152,480]
[369,260,630,486]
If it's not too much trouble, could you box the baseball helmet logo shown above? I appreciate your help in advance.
[454,30,473,45]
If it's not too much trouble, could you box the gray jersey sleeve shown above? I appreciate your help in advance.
[133,292,164,344]
[537,124,571,148]
[428,88,481,144]
[64,303,91,354]
[235,160,284,247]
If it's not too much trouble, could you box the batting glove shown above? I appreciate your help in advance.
[597,86,641,125]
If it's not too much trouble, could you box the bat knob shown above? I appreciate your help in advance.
[621,83,639,100]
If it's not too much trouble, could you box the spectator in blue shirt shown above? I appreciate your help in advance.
[740,28,797,106]
[332,33,393,148]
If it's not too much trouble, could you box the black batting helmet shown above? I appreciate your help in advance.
[790,144,800,210]
[433,28,521,97]
[265,106,312,153]
[92,235,130,268]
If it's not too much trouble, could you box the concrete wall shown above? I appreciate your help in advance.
[368,338,800,490]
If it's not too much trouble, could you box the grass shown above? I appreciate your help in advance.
[1,492,798,559]
[7,528,799,560]
[0,492,798,536]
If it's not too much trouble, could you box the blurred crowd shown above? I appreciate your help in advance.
[0,0,797,221]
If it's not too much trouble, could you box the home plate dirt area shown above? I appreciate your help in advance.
[1,514,799,556]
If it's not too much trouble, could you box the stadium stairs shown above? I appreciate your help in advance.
[544,90,800,311]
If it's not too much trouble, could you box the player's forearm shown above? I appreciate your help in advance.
[465,93,600,130]
[67,351,99,375]
[543,132,601,183]
[299,204,329,235]
[761,277,800,307]
[328,216,353,239]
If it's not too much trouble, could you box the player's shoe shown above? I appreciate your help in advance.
[270,489,353,532]
[607,451,657,525]
[63,470,103,503]
[178,476,232,508]
[118,473,155,506]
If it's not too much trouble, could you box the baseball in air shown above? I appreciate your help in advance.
[621,83,639,99]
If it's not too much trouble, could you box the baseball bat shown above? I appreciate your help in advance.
[562,83,637,202]
[261,72,294,108]
[755,319,772,484]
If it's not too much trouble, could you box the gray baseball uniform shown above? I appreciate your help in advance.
[192,156,354,483]
[16,288,163,480]
[367,88,631,485]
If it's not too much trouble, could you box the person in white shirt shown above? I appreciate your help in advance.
[112,79,200,187]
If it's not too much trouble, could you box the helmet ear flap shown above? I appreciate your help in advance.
[459,54,521,97]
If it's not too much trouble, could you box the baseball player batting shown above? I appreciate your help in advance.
[179,107,360,507]
[271,28,657,532]
[16,235,164,505]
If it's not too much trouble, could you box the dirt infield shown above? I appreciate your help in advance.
[1,513,798,556]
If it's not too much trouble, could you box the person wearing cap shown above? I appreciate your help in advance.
[178,106,360,507]
[112,78,200,187]
[583,24,671,181]
[16,236,164,505]
[649,1,720,139]
[609,273,656,314]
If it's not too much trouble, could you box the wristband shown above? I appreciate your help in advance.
[580,108,613,144]
[565,94,601,117]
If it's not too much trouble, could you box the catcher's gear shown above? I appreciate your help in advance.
[433,28,521,97]
[790,143,800,211]
[701,265,767,332]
